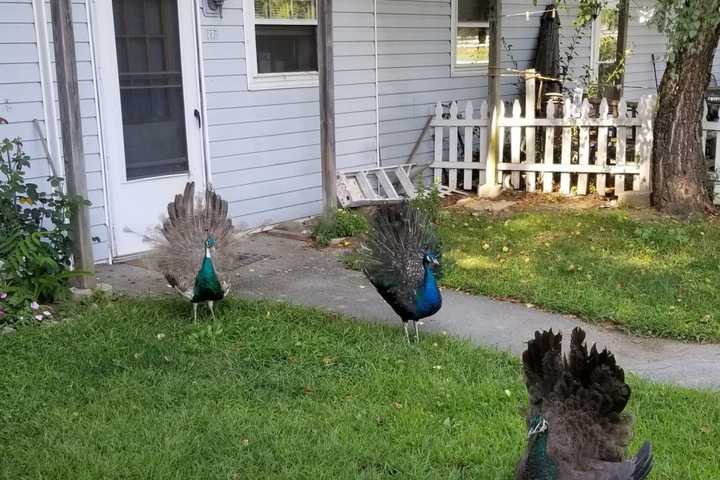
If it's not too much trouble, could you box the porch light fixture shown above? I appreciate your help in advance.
[202,0,225,17]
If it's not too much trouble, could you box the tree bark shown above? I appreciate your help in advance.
[652,24,720,215]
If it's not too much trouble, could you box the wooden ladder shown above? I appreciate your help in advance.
[337,164,417,207]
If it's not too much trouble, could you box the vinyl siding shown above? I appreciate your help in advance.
[375,0,590,170]
[0,0,109,262]
[201,1,378,229]
[623,2,665,101]
[623,1,720,101]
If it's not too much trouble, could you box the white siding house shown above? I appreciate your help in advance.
[1,0,718,263]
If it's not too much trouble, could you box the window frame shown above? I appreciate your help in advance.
[451,0,490,77]
[242,0,319,90]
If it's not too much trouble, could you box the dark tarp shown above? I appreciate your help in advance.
[534,4,561,95]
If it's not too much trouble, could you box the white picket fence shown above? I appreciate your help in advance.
[431,82,720,200]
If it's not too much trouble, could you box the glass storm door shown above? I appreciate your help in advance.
[94,0,205,258]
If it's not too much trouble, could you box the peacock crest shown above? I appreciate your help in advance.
[146,182,240,321]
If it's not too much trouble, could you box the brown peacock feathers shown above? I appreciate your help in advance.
[146,182,240,299]
[516,328,653,480]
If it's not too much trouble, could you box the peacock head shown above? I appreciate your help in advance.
[423,252,440,268]
[205,234,217,253]
[527,415,549,439]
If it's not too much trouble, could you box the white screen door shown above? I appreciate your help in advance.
[94,0,205,258]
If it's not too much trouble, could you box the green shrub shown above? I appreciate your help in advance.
[0,137,89,324]
[410,179,442,223]
[312,208,369,247]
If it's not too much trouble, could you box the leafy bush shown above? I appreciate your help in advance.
[312,208,369,247]
[0,137,89,324]
[410,180,442,223]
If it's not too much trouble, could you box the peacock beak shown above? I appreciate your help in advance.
[431,257,440,266]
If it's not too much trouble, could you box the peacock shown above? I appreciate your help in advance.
[516,327,654,480]
[147,182,240,322]
[358,202,443,342]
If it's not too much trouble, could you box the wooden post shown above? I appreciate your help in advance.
[637,95,654,191]
[615,0,629,99]
[51,0,96,288]
[524,69,536,192]
[317,0,337,214]
[478,0,502,197]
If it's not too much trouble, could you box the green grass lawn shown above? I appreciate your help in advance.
[1,298,718,479]
[439,207,720,342]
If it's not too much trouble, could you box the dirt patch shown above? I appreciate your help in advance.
[448,191,677,221]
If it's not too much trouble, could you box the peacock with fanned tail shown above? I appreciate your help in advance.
[516,327,654,480]
[147,182,240,322]
[358,202,443,342]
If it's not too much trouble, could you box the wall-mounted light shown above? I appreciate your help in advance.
[202,0,225,17]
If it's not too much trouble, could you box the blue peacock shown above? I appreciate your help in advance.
[517,327,654,480]
[359,202,442,342]
[148,182,239,321]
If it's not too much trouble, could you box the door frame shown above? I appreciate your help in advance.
[91,0,207,260]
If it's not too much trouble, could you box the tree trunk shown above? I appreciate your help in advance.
[652,24,720,215]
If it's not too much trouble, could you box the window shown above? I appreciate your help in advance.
[452,0,490,76]
[244,0,319,89]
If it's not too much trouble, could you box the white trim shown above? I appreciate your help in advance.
[450,0,490,77]
[243,0,319,90]
[86,0,114,264]
[255,18,318,25]
[91,0,122,259]
[373,0,380,167]
[32,0,63,180]
[194,0,213,187]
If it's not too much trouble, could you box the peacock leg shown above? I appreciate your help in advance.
[193,303,198,323]
[208,301,216,320]
[413,320,420,342]
[402,321,410,344]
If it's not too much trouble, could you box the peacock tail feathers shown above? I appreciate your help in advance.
[146,182,241,299]
[358,202,442,320]
[517,327,653,480]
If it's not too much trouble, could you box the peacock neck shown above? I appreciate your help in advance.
[422,263,437,291]
[415,263,441,316]
[525,433,558,480]
[199,247,217,278]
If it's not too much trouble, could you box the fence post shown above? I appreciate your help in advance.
[615,97,627,194]
[525,70,536,192]
[709,107,720,204]
[448,101,459,190]
[596,98,609,196]
[577,99,591,195]
[543,101,555,193]
[478,101,502,198]
[560,98,572,194]
[463,101,474,189]
[434,102,443,184]
[637,95,654,192]
[478,100,488,185]
[510,99,522,189]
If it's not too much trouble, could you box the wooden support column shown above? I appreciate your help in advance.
[51,0,96,288]
[318,0,337,214]
[478,0,502,197]
[615,0,630,99]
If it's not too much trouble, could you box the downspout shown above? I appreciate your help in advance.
[194,0,213,188]
[32,0,63,180]
[374,0,380,167]
[86,0,115,264]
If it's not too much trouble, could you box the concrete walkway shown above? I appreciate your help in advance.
[98,233,720,390]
